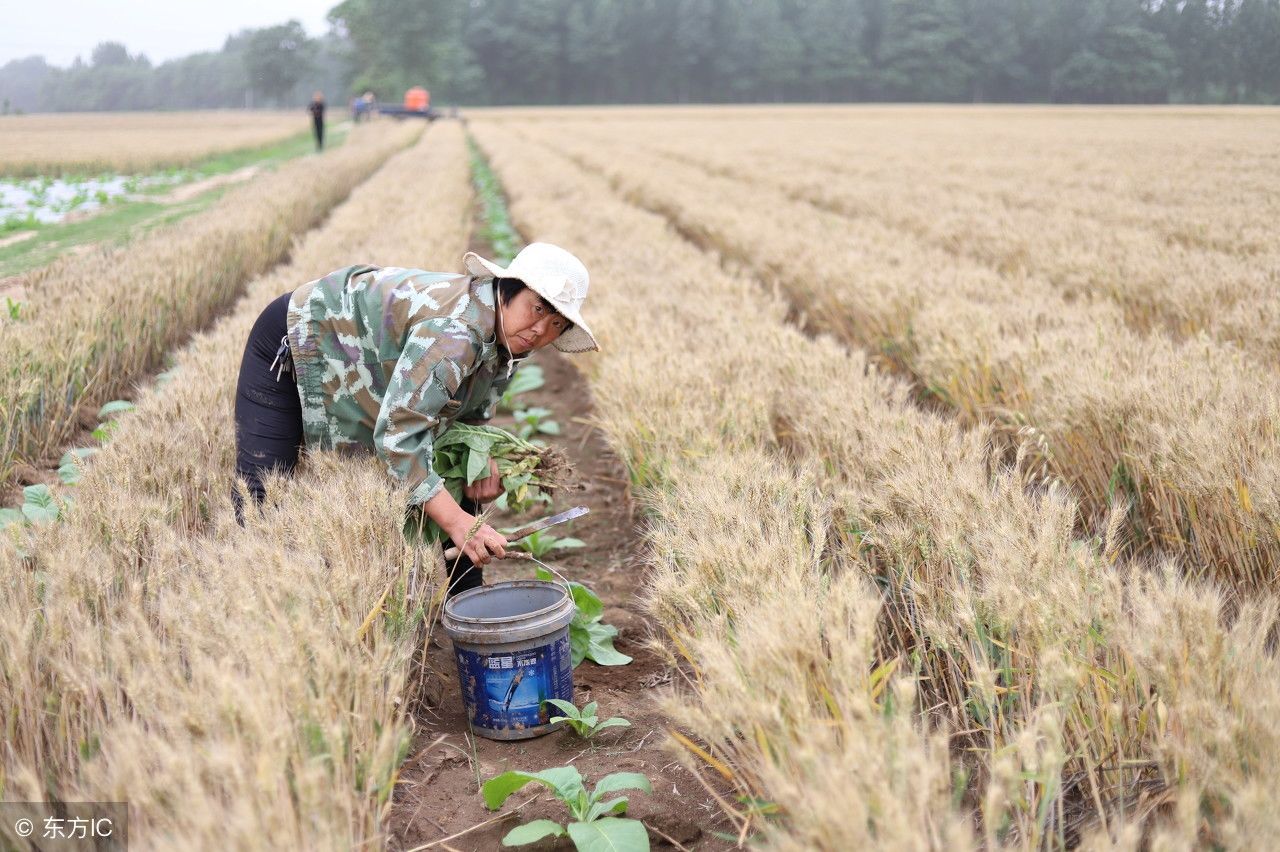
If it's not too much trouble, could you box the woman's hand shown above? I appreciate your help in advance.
[446,514,507,567]
[463,458,504,503]
[423,483,506,566]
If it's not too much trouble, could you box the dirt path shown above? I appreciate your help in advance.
[384,347,735,850]
[141,164,260,205]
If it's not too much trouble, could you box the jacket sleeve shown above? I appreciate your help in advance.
[373,316,480,506]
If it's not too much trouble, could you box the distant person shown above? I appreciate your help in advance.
[362,91,376,119]
[308,91,326,150]
[351,95,363,123]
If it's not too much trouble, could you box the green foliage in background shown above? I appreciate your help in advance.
[6,0,1280,110]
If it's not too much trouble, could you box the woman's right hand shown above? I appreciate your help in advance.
[446,515,507,566]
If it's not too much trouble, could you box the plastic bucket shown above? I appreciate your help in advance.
[442,580,575,740]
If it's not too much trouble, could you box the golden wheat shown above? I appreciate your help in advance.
[590,109,1280,357]
[502,118,1280,590]
[0,111,308,176]
[0,122,420,489]
[0,121,472,849]
[471,112,1280,849]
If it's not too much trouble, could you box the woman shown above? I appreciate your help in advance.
[233,242,599,594]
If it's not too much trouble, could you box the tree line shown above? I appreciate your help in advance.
[3,0,1279,113]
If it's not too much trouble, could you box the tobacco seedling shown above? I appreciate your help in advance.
[20,484,63,525]
[504,527,585,559]
[57,447,97,485]
[536,567,631,667]
[544,698,631,739]
[482,765,651,851]
[92,399,135,442]
[498,364,545,411]
[512,406,561,441]
[5,297,20,321]
[0,507,23,532]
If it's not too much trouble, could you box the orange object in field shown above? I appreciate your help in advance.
[404,87,429,111]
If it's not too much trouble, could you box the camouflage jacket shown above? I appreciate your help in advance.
[287,265,513,505]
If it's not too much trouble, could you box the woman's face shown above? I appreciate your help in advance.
[500,287,570,354]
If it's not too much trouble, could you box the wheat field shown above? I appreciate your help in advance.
[469,105,1280,848]
[0,121,420,489]
[0,111,309,176]
[0,121,469,849]
[1,105,1276,850]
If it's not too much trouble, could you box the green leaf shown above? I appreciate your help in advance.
[586,793,632,818]
[538,420,562,435]
[97,399,135,419]
[60,447,97,466]
[483,767,585,811]
[466,449,491,484]
[0,507,24,530]
[553,537,587,550]
[592,717,632,734]
[585,797,630,823]
[57,446,97,484]
[502,819,566,846]
[535,568,604,622]
[21,485,60,524]
[569,584,604,623]
[566,818,649,852]
[499,366,545,410]
[23,484,55,507]
[570,628,591,668]
[543,698,581,719]
[592,773,651,800]
[585,621,632,666]
[581,701,598,718]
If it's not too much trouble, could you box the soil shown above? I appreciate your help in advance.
[383,346,736,851]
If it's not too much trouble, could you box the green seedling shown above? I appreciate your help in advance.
[512,406,560,441]
[5,297,20,321]
[91,399,135,441]
[544,698,631,739]
[503,527,585,559]
[498,364,545,411]
[0,507,23,531]
[482,765,651,851]
[536,567,631,667]
[57,447,98,485]
[20,484,62,525]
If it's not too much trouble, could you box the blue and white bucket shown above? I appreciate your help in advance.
[442,579,575,740]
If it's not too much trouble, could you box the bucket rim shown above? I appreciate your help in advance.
[444,579,571,626]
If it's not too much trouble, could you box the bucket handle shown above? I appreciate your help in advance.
[524,554,575,604]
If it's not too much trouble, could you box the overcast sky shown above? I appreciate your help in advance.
[0,0,336,67]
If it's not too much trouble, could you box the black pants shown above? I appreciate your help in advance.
[233,292,483,595]
[313,117,324,150]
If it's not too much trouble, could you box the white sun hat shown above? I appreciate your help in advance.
[463,242,599,353]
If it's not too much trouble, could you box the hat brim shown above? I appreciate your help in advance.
[463,251,599,353]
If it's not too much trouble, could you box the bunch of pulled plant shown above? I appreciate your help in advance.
[404,423,574,545]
